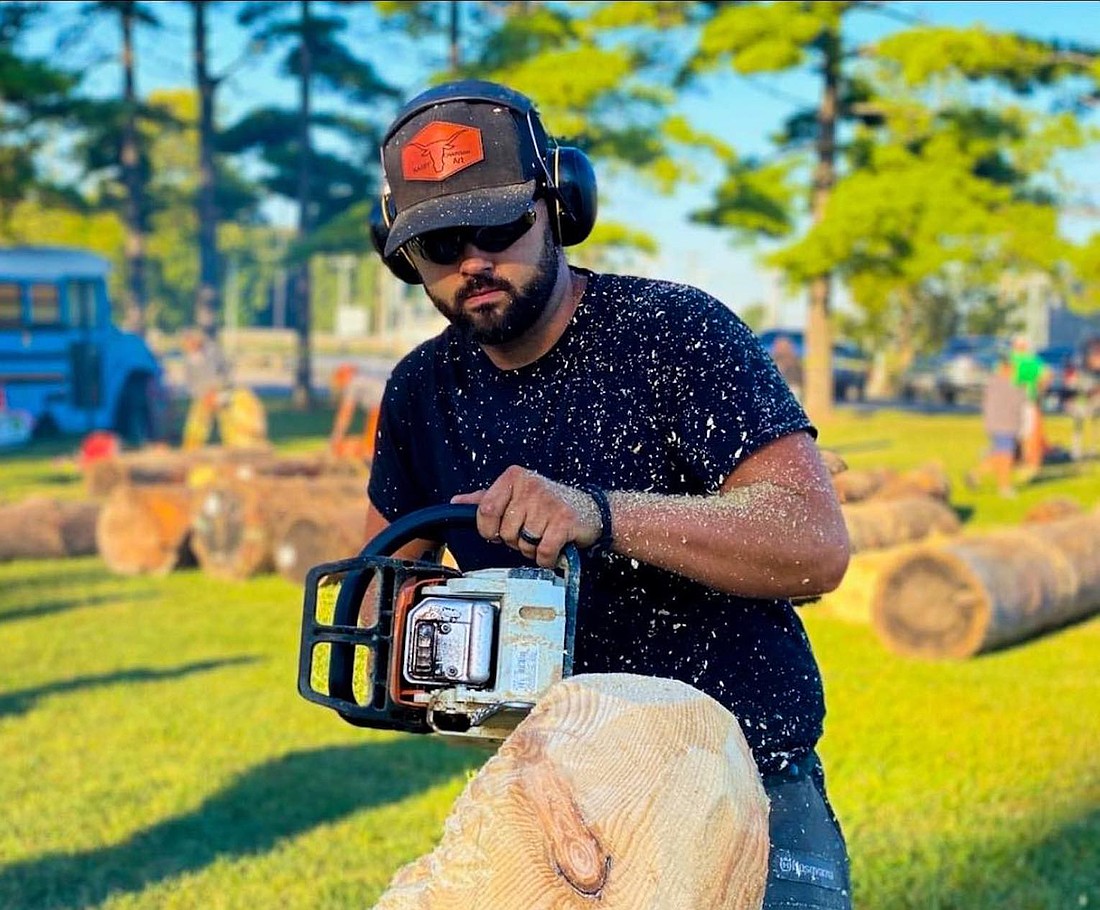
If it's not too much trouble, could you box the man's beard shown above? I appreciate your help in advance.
[425,230,561,345]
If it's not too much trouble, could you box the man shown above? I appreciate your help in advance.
[180,328,267,451]
[365,79,852,909]
[328,362,381,461]
[1009,334,1050,480]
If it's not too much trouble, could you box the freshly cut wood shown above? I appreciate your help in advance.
[813,545,920,624]
[373,674,769,910]
[871,511,1100,659]
[842,496,960,553]
[272,502,366,584]
[0,497,101,561]
[190,475,366,580]
[95,484,196,575]
[84,446,365,497]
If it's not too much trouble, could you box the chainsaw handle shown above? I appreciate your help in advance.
[359,503,480,558]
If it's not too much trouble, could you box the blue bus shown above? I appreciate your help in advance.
[0,246,168,445]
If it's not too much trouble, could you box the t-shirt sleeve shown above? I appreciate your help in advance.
[366,369,431,521]
[653,290,814,493]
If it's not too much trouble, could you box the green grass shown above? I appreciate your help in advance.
[0,400,1097,909]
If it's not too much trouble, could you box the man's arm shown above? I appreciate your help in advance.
[451,431,850,600]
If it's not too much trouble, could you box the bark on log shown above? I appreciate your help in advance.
[190,475,366,580]
[373,674,769,910]
[95,484,196,576]
[0,497,101,561]
[84,446,365,498]
[271,502,366,584]
[842,496,961,553]
[870,511,1100,659]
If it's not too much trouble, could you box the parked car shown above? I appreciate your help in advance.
[899,335,1008,407]
[756,329,872,401]
[0,246,168,445]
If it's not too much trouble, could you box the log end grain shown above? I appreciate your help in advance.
[870,549,991,660]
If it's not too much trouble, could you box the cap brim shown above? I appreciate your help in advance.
[383,180,538,257]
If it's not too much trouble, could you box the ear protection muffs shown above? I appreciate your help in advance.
[371,82,598,285]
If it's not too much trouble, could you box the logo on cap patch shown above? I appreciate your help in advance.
[401,121,484,182]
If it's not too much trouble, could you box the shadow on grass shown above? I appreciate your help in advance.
[0,738,481,910]
[865,808,1100,910]
[0,591,148,626]
[0,657,259,720]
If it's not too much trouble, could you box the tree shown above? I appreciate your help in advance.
[228,0,402,407]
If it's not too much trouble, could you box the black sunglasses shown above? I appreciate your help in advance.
[407,207,538,265]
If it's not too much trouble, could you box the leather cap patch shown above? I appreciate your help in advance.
[401,121,485,182]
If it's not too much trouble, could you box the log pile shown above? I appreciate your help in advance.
[831,461,950,504]
[869,509,1100,659]
[189,475,366,580]
[372,674,769,910]
[841,496,961,554]
[271,502,366,584]
[0,497,100,561]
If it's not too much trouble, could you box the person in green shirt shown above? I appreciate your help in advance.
[1009,335,1050,479]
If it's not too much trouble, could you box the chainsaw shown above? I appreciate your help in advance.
[297,503,579,742]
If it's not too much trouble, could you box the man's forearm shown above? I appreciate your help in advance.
[608,483,849,599]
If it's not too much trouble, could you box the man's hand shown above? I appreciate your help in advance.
[451,466,602,567]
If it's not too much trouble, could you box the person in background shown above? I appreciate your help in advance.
[180,329,267,451]
[968,355,1026,498]
[362,78,852,909]
[1009,335,1050,481]
[1069,336,1100,461]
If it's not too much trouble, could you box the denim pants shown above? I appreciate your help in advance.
[761,753,852,909]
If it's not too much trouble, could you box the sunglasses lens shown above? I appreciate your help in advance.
[410,209,536,265]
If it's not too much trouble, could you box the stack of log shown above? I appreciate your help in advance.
[92,449,370,580]
[371,674,769,910]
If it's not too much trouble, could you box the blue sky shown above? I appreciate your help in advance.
[21,1,1100,326]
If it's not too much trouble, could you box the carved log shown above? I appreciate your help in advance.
[272,502,366,584]
[95,484,196,576]
[190,475,366,580]
[871,511,1100,659]
[842,496,960,553]
[0,497,101,561]
[373,674,770,910]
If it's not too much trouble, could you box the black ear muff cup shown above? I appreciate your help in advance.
[553,146,597,247]
[370,198,422,285]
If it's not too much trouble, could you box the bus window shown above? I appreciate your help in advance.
[0,282,20,327]
[29,283,62,326]
[67,280,98,330]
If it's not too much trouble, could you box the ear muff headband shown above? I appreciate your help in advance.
[372,86,597,284]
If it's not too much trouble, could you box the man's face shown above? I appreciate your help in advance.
[406,199,561,346]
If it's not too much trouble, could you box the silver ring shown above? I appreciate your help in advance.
[518,527,543,546]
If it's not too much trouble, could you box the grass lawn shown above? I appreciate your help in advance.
[0,399,1097,909]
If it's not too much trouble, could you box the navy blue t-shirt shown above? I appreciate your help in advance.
[368,269,825,773]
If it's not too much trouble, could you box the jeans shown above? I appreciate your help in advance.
[761,753,852,909]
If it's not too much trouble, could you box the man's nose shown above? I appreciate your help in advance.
[457,245,494,275]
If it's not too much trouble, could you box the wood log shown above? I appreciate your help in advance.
[813,545,920,624]
[271,502,366,584]
[870,512,1100,659]
[0,497,101,561]
[95,484,196,576]
[84,446,365,498]
[870,462,951,502]
[1023,496,1083,524]
[842,496,961,553]
[373,674,769,910]
[831,467,895,504]
[190,475,367,580]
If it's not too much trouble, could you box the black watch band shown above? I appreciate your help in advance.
[579,483,614,554]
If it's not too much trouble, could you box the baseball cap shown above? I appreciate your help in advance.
[380,81,549,257]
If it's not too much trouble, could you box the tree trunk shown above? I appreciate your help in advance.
[193,0,220,335]
[119,0,147,335]
[96,484,196,576]
[292,0,314,408]
[842,495,961,553]
[0,497,101,561]
[373,674,769,910]
[189,474,365,580]
[870,511,1100,659]
[272,501,366,583]
[801,25,840,424]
